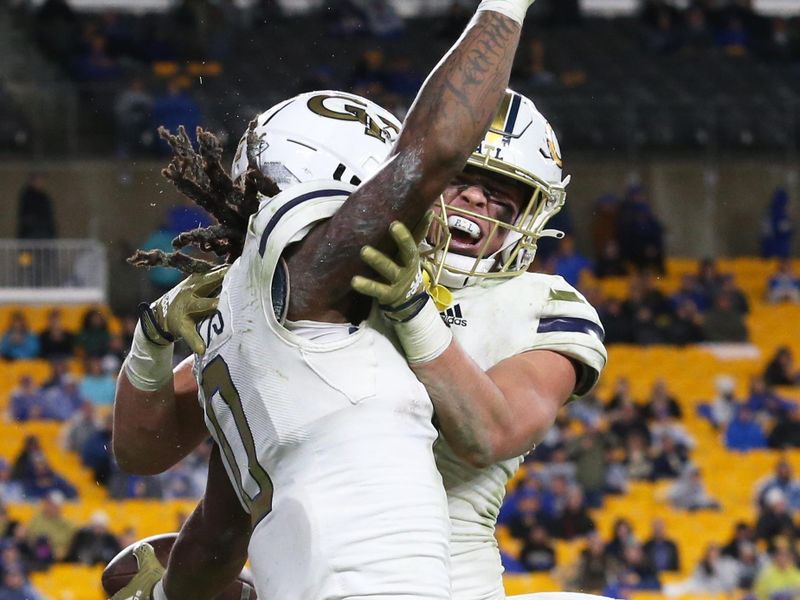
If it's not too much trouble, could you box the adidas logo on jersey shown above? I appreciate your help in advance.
[441,304,467,327]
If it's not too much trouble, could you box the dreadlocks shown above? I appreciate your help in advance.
[128,121,280,274]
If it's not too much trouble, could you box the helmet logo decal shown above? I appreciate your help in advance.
[307,94,399,144]
[542,122,563,168]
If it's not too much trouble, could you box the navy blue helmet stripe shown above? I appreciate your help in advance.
[504,94,523,134]
[258,188,350,257]
[537,317,605,342]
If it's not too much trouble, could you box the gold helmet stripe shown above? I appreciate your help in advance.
[485,92,513,146]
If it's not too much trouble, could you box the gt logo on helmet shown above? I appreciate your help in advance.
[307,94,400,144]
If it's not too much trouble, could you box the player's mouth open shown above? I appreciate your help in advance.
[447,215,483,248]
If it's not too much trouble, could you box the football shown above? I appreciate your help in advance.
[102,533,257,599]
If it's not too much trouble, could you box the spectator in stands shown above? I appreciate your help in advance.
[4,521,46,573]
[604,517,637,562]
[665,298,705,346]
[512,37,556,90]
[40,375,83,422]
[722,521,758,562]
[0,312,40,361]
[620,543,660,591]
[623,433,654,481]
[663,542,739,596]
[590,193,620,263]
[567,389,605,427]
[8,375,45,422]
[594,240,628,279]
[725,405,768,452]
[519,524,556,572]
[21,454,77,502]
[505,484,552,542]
[0,542,29,580]
[755,489,796,546]
[10,436,43,482]
[566,419,614,508]
[16,173,56,241]
[666,465,721,511]
[650,434,689,480]
[764,346,800,386]
[604,448,629,496]
[769,408,800,449]
[61,400,97,455]
[571,531,621,594]
[649,406,694,454]
[25,491,76,561]
[64,510,120,565]
[114,76,154,158]
[606,376,638,411]
[767,259,800,304]
[716,15,750,57]
[551,486,595,541]
[719,274,750,315]
[0,461,24,504]
[702,292,749,342]
[760,188,793,259]
[702,374,738,429]
[753,538,800,600]
[671,273,709,312]
[642,517,680,573]
[75,308,111,359]
[756,459,800,512]
[80,415,113,486]
[644,4,680,54]
[643,379,682,420]
[78,357,115,409]
[37,309,75,360]
[616,185,665,274]
[610,402,651,447]
[597,298,634,345]
[0,569,46,600]
[682,4,714,52]
[40,359,69,391]
[551,234,591,288]
[696,258,726,307]
[746,376,793,419]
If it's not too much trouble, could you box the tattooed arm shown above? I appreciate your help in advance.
[287,8,524,323]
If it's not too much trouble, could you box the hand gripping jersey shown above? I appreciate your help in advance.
[373,273,607,600]
[194,181,451,600]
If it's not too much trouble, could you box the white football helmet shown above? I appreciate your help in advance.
[422,90,569,289]
[231,90,402,189]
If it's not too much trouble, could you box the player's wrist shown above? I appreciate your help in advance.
[476,0,533,25]
[392,297,453,364]
[124,322,175,392]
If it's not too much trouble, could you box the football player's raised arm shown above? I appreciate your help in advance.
[288,1,530,319]
[113,356,207,475]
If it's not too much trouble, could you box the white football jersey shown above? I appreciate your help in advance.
[376,273,607,600]
[194,181,451,600]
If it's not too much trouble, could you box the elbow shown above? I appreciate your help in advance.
[112,434,171,476]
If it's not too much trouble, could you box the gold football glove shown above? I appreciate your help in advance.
[110,543,165,600]
[352,213,434,323]
[138,265,228,355]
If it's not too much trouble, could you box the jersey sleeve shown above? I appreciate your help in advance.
[529,276,607,397]
[243,181,354,327]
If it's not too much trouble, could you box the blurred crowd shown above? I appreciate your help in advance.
[496,368,800,598]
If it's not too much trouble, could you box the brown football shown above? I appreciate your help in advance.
[102,533,257,599]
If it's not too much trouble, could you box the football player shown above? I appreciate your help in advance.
[113,1,538,599]
[113,93,614,600]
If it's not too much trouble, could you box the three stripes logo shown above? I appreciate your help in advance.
[441,304,467,328]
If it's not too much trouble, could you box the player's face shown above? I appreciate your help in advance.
[434,167,529,257]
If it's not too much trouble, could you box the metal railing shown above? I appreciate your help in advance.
[0,239,108,304]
